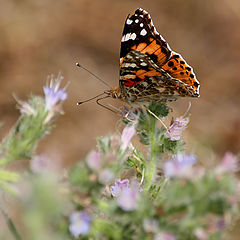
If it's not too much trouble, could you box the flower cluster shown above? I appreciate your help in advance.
[1,81,239,240]
[110,179,140,211]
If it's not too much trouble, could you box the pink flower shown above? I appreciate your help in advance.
[86,150,102,171]
[216,152,238,174]
[165,116,189,141]
[117,183,140,211]
[111,179,140,211]
[121,125,136,151]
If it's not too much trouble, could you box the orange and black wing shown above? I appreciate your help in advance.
[161,52,200,95]
[120,8,171,67]
[119,8,200,102]
[119,50,198,103]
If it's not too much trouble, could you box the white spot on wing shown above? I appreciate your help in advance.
[140,29,147,36]
[140,23,144,27]
[140,62,147,66]
[125,33,131,41]
[126,19,133,25]
[122,33,137,42]
[135,19,139,23]
[130,33,137,40]
[130,63,137,67]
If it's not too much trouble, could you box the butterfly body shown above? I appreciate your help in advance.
[107,8,200,104]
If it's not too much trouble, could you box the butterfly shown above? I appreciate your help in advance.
[105,8,200,104]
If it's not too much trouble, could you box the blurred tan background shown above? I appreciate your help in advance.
[0,1,240,239]
[0,0,239,166]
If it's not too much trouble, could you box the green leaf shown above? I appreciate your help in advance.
[0,170,20,182]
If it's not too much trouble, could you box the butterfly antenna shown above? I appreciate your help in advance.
[76,63,112,89]
[96,96,118,114]
[77,92,106,105]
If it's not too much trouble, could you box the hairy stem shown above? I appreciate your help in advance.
[144,115,157,191]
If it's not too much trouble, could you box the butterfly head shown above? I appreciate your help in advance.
[104,86,121,99]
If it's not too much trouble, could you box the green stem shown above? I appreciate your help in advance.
[144,116,157,191]
[1,207,23,240]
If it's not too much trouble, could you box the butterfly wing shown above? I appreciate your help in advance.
[120,8,171,67]
[161,52,200,95]
[120,50,197,103]
[119,8,200,102]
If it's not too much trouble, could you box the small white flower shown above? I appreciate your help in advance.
[154,232,176,240]
[19,101,36,116]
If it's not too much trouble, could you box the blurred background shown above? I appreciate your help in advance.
[0,0,240,239]
[0,1,239,166]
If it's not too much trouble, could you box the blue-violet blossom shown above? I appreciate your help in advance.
[164,154,197,178]
[43,73,67,110]
[111,179,139,211]
[69,211,91,237]
[110,179,129,197]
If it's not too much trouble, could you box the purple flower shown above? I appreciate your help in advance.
[121,125,136,151]
[110,179,140,211]
[154,232,176,240]
[69,211,91,237]
[121,106,137,121]
[117,182,140,211]
[165,116,189,141]
[164,154,197,178]
[86,150,101,171]
[110,179,129,197]
[43,73,67,110]
[216,152,238,174]
[216,218,225,230]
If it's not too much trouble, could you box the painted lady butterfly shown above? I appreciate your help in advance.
[105,8,200,103]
